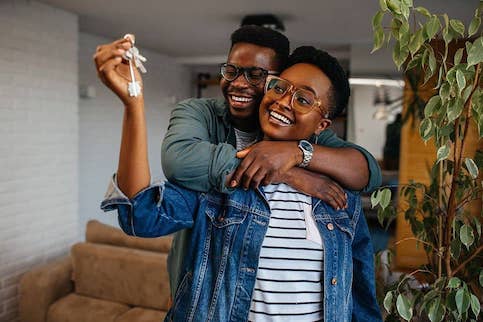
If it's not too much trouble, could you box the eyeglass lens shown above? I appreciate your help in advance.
[266,78,316,113]
[221,64,267,85]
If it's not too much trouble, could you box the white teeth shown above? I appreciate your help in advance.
[231,95,252,102]
[270,111,292,124]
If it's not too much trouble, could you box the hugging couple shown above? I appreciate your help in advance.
[95,25,382,321]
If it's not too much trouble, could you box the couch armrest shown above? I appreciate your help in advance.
[19,256,73,322]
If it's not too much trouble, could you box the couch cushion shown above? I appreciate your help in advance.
[46,293,130,322]
[116,307,167,322]
[72,242,170,310]
[86,220,172,253]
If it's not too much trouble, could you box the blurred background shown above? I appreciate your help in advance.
[0,0,478,321]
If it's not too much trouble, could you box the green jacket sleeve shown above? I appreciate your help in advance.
[161,99,239,193]
[315,129,382,192]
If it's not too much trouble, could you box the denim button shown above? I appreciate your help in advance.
[218,216,225,222]
[327,223,334,231]
[331,277,337,285]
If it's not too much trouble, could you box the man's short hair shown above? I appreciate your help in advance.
[230,25,290,69]
[286,46,350,119]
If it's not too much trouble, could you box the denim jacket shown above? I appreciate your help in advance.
[101,177,382,322]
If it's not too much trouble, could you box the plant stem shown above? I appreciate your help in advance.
[445,63,481,277]
[452,244,483,277]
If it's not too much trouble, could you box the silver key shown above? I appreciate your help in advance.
[122,34,147,97]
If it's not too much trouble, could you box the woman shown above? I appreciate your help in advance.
[102,46,382,322]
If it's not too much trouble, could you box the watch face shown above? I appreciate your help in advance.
[300,140,313,152]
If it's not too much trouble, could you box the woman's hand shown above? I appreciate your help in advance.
[93,36,144,106]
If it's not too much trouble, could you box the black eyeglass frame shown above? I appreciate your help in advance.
[220,63,279,86]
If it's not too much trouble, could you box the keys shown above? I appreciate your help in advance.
[122,34,147,97]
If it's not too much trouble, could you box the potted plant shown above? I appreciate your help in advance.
[370,0,482,321]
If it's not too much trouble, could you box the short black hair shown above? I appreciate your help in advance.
[286,46,350,119]
[230,25,290,70]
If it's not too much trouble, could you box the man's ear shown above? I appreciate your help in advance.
[314,118,332,136]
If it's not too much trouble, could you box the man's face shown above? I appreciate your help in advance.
[220,43,279,123]
[259,63,332,141]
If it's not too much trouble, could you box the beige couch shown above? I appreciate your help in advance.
[19,220,173,322]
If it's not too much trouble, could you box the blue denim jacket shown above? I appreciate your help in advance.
[101,178,382,322]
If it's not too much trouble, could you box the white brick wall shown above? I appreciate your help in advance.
[78,33,191,236]
[0,1,79,321]
[0,1,192,320]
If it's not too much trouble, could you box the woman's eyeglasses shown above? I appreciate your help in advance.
[264,75,328,116]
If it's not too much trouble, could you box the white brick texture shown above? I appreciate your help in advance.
[0,1,80,321]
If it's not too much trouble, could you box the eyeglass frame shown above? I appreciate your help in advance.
[264,75,329,117]
[220,63,279,86]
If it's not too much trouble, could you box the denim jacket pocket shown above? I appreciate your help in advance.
[332,213,355,241]
[205,201,248,228]
[169,271,192,322]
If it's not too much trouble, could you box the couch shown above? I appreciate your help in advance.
[19,220,173,322]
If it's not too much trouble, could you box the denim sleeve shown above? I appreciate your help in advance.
[100,175,199,238]
[315,129,382,192]
[161,99,239,194]
[351,211,383,322]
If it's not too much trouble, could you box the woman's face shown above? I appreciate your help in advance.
[259,63,332,141]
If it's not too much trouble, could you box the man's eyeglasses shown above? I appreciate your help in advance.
[264,75,328,116]
[220,63,278,86]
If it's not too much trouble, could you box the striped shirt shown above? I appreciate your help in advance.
[248,183,324,322]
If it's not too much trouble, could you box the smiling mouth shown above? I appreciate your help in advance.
[230,95,253,103]
[269,110,293,125]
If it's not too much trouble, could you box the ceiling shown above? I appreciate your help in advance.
[38,0,477,60]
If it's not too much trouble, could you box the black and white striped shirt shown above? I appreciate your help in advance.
[248,183,324,322]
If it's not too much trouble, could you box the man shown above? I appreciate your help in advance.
[93,26,381,298]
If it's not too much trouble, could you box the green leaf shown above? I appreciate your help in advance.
[391,18,402,39]
[399,22,410,46]
[419,118,433,141]
[371,190,381,208]
[396,294,413,321]
[467,37,483,67]
[393,41,409,69]
[473,216,481,237]
[447,277,461,289]
[465,158,479,179]
[439,83,451,102]
[463,85,473,102]
[469,15,481,37]
[387,0,401,15]
[424,96,441,118]
[384,291,394,313]
[425,15,442,39]
[470,294,480,318]
[373,11,384,30]
[428,48,437,77]
[447,98,464,122]
[450,19,465,36]
[428,298,445,322]
[409,29,424,54]
[454,48,464,66]
[456,287,471,316]
[450,239,461,260]
[380,188,392,209]
[372,27,385,53]
[460,224,475,250]
[436,144,450,163]
[456,70,466,93]
[415,6,431,17]
[379,0,388,11]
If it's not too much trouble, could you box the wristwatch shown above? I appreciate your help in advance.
[298,140,313,168]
